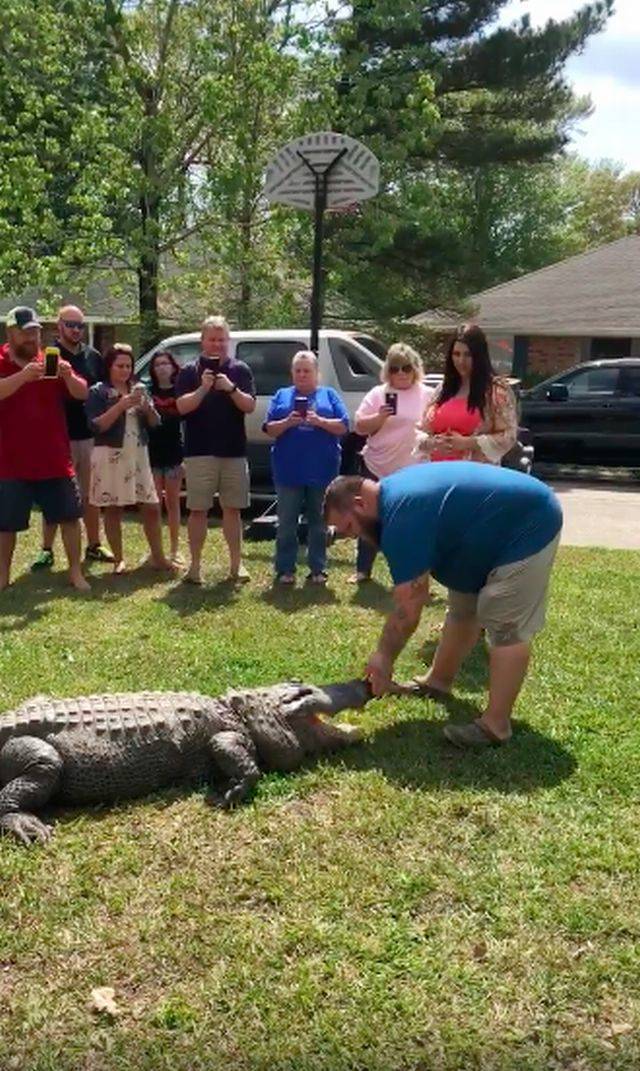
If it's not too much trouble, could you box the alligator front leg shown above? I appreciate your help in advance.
[0,737,63,845]
[209,731,260,809]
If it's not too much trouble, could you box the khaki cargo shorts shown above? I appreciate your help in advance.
[70,438,94,501]
[184,455,250,511]
[446,533,561,647]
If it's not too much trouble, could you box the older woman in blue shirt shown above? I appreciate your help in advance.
[265,350,349,585]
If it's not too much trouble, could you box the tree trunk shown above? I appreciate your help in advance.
[138,218,161,354]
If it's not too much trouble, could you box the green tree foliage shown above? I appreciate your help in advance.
[1,0,633,342]
[328,0,615,320]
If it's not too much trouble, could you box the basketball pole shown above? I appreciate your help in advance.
[297,147,348,355]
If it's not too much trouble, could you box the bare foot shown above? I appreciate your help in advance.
[69,572,91,592]
[113,560,128,575]
[150,557,177,572]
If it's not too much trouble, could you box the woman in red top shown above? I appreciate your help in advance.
[416,324,517,464]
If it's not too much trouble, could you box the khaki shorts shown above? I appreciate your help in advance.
[184,456,250,511]
[71,438,94,502]
[446,533,561,647]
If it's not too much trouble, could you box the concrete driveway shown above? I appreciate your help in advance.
[550,482,640,549]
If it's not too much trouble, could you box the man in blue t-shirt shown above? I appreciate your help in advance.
[176,316,256,584]
[265,351,349,585]
[324,462,563,748]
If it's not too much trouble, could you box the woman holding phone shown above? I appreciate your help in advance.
[147,350,184,565]
[85,343,172,574]
[351,342,434,583]
[415,324,517,464]
[264,350,349,585]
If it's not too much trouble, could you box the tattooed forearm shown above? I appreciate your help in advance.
[377,575,429,661]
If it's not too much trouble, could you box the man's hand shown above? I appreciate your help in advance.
[364,650,394,696]
[287,410,304,427]
[21,361,44,383]
[58,359,73,382]
[214,373,234,393]
[200,370,216,393]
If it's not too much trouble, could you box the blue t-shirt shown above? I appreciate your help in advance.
[379,462,563,592]
[266,386,349,488]
[175,356,255,458]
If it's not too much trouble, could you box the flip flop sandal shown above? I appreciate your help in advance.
[443,721,506,749]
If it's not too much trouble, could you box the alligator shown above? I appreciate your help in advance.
[0,680,371,845]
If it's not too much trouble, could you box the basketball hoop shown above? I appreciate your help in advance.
[264,132,380,353]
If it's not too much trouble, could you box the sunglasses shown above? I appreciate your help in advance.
[62,320,84,330]
[389,363,413,374]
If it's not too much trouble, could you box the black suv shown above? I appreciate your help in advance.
[520,358,640,463]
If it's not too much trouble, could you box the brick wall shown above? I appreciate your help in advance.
[527,336,581,377]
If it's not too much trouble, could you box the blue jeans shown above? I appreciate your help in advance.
[275,484,327,576]
[355,458,378,577]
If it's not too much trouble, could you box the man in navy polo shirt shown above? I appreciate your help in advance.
[176,315,256,584]
[324,462,563,748]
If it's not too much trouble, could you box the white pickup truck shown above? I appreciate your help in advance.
[135,328,387,491]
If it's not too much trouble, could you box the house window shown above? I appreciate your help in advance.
[590,337,631,359]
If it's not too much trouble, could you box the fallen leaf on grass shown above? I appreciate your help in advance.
[608,1022,633,1037]
[89,986,120,1018]
[472,940,488,961]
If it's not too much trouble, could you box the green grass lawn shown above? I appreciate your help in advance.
[2,521,640,1071]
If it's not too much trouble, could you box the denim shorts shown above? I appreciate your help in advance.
[0,477,83,532]
[151,463,184,480]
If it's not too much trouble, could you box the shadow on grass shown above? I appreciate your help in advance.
[348,578,393,614]
[338,710,576,795]
[0,565,167,631]
[158,576,244,616]
[260,582,338,612]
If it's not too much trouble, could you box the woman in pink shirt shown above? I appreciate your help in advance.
[416,323,517,465]
[351,343,435,582]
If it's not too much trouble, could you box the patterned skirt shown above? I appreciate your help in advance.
[89,411,159,508]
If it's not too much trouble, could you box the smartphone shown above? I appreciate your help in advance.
[202,357,220,374]
[384,391,397,414]
[293,395,308,419]
[43,346,60,379]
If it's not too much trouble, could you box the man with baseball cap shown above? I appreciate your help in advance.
[0,306,90,591]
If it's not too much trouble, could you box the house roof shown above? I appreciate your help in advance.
[409,234,640,337]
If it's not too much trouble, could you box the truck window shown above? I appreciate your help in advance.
[329,338,381,391]
[236,340,304,395]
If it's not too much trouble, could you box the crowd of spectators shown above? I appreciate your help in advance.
[0,307,518,593]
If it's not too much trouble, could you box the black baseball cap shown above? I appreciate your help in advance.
[6,306,41,330]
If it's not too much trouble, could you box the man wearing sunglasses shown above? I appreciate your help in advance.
[31,304,114,571]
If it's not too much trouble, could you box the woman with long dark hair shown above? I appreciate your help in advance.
[416,324,517,463]
[86,343,172,574]
[147,350,184,565]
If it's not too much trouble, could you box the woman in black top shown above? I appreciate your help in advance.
[148,350,184,565]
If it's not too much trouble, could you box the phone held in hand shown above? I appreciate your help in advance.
[293,395,308,419]
[202,357,220,375]
[43,346,60,379]
[385,391,397,415]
